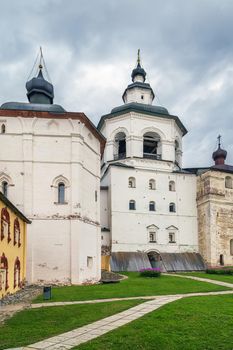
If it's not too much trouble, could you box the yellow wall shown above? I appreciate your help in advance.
[0,200,27,299]
[101,256,110,271]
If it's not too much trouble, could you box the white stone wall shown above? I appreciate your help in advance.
[108,166,198,253]
[0,115,101,284]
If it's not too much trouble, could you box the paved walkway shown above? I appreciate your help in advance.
[30,296,156,309]
[166,273,233,288]
[6,289,233,350]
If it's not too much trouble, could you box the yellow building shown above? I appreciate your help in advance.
[0,192,30,299]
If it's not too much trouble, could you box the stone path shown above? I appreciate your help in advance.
[31,296,155,309]
[166,273,233,288]
[6,290,233,350]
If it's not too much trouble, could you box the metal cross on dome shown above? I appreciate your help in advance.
[217,134,222,148]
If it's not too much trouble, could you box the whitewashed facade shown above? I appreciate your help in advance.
[0,65,104,284]
[99,57,198,263]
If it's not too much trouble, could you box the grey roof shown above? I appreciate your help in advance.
[110,162,135,169]
[184,164,233,175]
[0,102,66,113]
[122,82,155,100]
[111,102,169,115]
[98,102,187,136]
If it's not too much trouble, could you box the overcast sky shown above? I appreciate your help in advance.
[1,0,233,167]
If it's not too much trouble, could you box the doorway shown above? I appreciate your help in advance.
[147,251,161,268]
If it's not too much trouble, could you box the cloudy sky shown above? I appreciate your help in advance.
[1,0,233,167]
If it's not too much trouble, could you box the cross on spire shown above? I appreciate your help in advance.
[39,46,43,69]
[217,134,221,148]
[137,49,141,66]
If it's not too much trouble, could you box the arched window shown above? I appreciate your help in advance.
[169,202,176,213]
[2,181,8,197]
[1,124,5,134]
[58,182,65,204]
[14,257,21,289]
[169,181,175,192]
[129,200,136,210]
[225,176,232,189]
[128,177,136,188]
[14,218,21,247]
[149,201,156,211]
[0,253,8,290]
[230,239,233,256]
[149,179,156,190]
[143,132,161,160]
[114,132,126,160]
[1,208,10,242]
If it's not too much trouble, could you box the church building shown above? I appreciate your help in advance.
[99,51,203,271]
[0,54,105,285]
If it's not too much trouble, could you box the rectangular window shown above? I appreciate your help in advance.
[95,190,98,202]
[149,232,156,242]
[87,256,93,268]
[169,232,175,243]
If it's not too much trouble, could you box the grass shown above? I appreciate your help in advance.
[178,271,233,284]
[0,299,143,350]
[33,272,229,303]
[76,294,233,350]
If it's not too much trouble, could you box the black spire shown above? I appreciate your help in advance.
[26,48,54,104]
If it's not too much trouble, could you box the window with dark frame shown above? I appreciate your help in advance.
[58,182,65,204]
[169,232,176,243]
[169,202,176,213]
[149,201,155,211]
[129,200,136,210]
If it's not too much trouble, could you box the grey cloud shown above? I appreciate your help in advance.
[0,0,233,167]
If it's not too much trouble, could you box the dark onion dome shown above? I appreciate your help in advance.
[131,62,146,82]
[212,145,227,165]
[26,67,54,104]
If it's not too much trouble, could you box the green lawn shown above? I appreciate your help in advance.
[0,299,143,350]
[76,294,233,350]
[33,272,229,303]
[178,272,233,284]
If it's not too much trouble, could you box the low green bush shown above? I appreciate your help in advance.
[139,268,161,277]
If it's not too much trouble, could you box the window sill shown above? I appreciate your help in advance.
[169,241,176,244]
[149,241,157,243]
[54,202,68,205]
